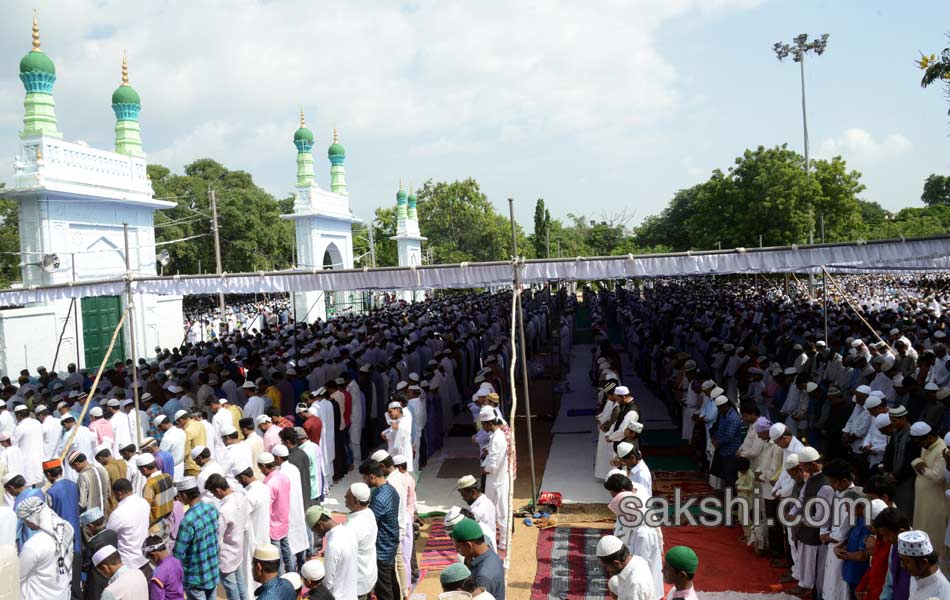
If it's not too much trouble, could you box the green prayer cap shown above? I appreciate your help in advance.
[439,562,471,585]
[306,505,329,529]
[449,518,484,543]
[665,545,699,575]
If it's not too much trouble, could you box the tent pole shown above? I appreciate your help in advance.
[123,224,142,448]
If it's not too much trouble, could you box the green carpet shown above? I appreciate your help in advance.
[639,429,688,448]
[645,455,702,472]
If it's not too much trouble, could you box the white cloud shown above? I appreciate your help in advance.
[817,128,913,164]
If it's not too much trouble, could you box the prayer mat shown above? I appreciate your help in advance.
[646,455,702,472]
[640,429,691,447]
[417,520,458,571]
[553,502,615,524]
[652,470,719,502]
[436,457,481,479]
[447,423,476,437]
[531,527,609,600]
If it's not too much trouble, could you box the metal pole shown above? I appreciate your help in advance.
[72,253,81,367]
[800,57,810,174]
[507,197,538,506]
[368,223,377,268]
[209,187,225,316]
[123,224,142,448]
[820,214,827,342]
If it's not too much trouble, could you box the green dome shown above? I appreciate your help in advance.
[112,84,140,105]
[328,141,345,157]
[19,50,55,75]
[294,126,314,143]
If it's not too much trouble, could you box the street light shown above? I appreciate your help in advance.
[207,174,226,316]
[773,33,829,173]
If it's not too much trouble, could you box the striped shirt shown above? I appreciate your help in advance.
[143,472,175,524]
[173,501,220,590]
[369,482,400,563]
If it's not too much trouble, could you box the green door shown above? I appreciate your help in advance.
[81,296,125,368]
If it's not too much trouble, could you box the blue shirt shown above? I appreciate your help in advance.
[369,482,400,563]
[155,450,175,478]
[255,576,297,600]
[842,517,870,585]
[14,488,45,550]
[47,478,81,552]
[713,408,743,456]
[471,548,506,600]
[163,398,184,421]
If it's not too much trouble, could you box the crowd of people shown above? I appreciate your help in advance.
[584,276,950,599]
[0,288,567,600]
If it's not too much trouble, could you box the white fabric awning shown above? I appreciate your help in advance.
[1,234,948,307]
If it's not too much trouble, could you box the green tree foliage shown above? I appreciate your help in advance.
[414,178,529,263]
[916,40,950,115]
[921,174,950,206]
[148,159,294,275]
[0,183,18,287]
[532,198,551,258]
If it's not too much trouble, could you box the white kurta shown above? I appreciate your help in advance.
[383,417,413,468]
[470,493,497,551]
[109,412,132,457]
[346,508,378,596]
[19,527,72,600]
[616,555,656,600]
[594,400,618,480]
[159,426,186,480]
[316,400,336,469]
[628,524,664,599]
[13,418,44,486]
[279,461,310,555]
[40,416,61,458]
[482,427,509,549]
[244,480,272,553]
[324,524,359,600]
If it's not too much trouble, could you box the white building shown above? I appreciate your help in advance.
[0,19,182,377]
[391,182,426,302]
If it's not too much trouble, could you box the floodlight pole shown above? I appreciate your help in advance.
[508,197,538,507]
[123,223,142,448]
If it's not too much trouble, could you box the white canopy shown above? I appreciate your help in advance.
[0,234,948,307]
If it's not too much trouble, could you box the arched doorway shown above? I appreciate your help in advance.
[323,242,343,317]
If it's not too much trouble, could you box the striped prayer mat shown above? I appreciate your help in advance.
[531,527,609,600]
[418,520,459,571]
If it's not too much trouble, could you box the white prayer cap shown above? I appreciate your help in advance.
[804,382,819,394]
[175,476,199,492]
[349,482,371,502]
[870,499,889,520]
[873,413,891,430]
[709,387,724,398]
[606,468,627,479]
[854,385,872,396]
[387,401,402,411]
[889,405,909,418]
[174,409,189,421]
[892,374,905,387]
[864,396,883,410]
[220,423,237,437]
[925,382,940,392]
[613,386,630,396]
[370,450,390,462]
[897,530,934,557]
[136,454,156,468]
[230,460,253,477]
[444,506,464,529]
[396,381,409,391]
[938,388,950,401]
[714,395,730,407]
[241,380,256,389]
[851,339,864,348]
[281,572,302,591]
[300,559,326,582]
[768,423,787,441]
[616,442,635,459]
[627,420,644,434]
[257,452,275,465]
[595,535,624,557]
[797,446,820,463]
[153,414,167,426]
[701,380,716,391]
[307,406,320,417]
[936,330,947,339]
[783,367,798,376]
[478,406,496,422]
[92,544,118,566]
[910,421,933,437]
[881,357,895,371]
[1,472,21,486]
[189,446,207,460]
[272,444,289,458]
[255,414,272,425]
[89,406,104,417]
[168,384,183,393]
[457,475,478,490]
[392,454,408,466]
[784,454,800,470]
[253,544,281,561]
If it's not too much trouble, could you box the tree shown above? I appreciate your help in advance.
[633,185,701,251]
[415,178,528,263]
[148,159,294,275]
[921,174,950,206]
[916,37,950,115]
[810,156,865,240]
[532,198,551,258]
[0,183,18,288]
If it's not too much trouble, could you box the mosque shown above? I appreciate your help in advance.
[0,15,429,377]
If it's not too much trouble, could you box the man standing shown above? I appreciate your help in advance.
[205,473,249,600]
[142,535,184,600]
[879,405,916,519]
[17,496,74,600]
[156,414,186,479]
[233,462,271,560]
[136,454,175,540]
[450,518,505,600]
[360,458,400,600]
[479,406,509,551]
[172,477,220,600]
[69,451,111,517]
[790,447,833,597]
[140,436,174,479]
[711,394,743,492]
[662,546,700,600]
[909,421,947,552]
[43,458,81,598]
[239,418,264,478]
[105,479,150,577]
[250,544,296,600]
[13,404,44,487]
[457,475,497,551]
[897,530,950,598]
[259,452,294,574]
[57,414,95,481]
[79,508,116,600]
[91,544,148,599]
[306,505,358,600]
[272,444,310,568]
[344,482,378,599]
[596,534,655,600]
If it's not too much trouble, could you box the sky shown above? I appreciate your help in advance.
[0,0,948,232]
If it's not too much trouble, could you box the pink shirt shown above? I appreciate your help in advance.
[262,425,282,452]
[667,587,699,600]
[89,418,114,446]
[264,469,290,540]
[402,471,417,516]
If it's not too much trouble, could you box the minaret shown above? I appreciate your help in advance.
[328,128,347,196]
[407,184,418,220]
[112,51,144,157]
[294,108,315,187]
[396,179,408,221]
[18,12,61,138]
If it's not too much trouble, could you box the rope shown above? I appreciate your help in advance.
[503,287,518,573]
[58,308,128,462]
[820,266,896,355]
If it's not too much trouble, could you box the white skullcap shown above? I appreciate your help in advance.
[257,452,275,465]
[92,544,118,566]
[910,421,933,437]
[189,445,207,459]
[136,454,156,468]
[350,482,371,502]
[701,380,716,391]
[805,382,819,394]
[714,395,730,406]
[709,387,724,398]
[606,468,627,479]
[253,543,281,561]
[873,413,891,430]
[219,424,237,437]
[595,535,624,557]
[174,409,189,421]
[300,559,326,582]
[90,407,103,417]
[897,530,934,557]
[478,406,496,422]
[457,475,478,490]
[783,367,797,376]
[797,446,820,463]
[925,382,940,392]
[616,442,635,458]
[387,401,402,411]
[870,499,888,520]
[175,476,199,492]
[153,414,167,426]
[272,444,289,458]
[613,386,630,396]
[865,396,883,410]
[851,339,864,348]
[769,423,787,441]
[281,572,302,590]
[392,454,407,466]
[628,420,644,434]
[784,454,800,470]
[370,449,390,462]
[855,385,872,396]
[255,414,272,425]
[444,506,464,528]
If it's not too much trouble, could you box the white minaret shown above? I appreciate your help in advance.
[390,181,426,302]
